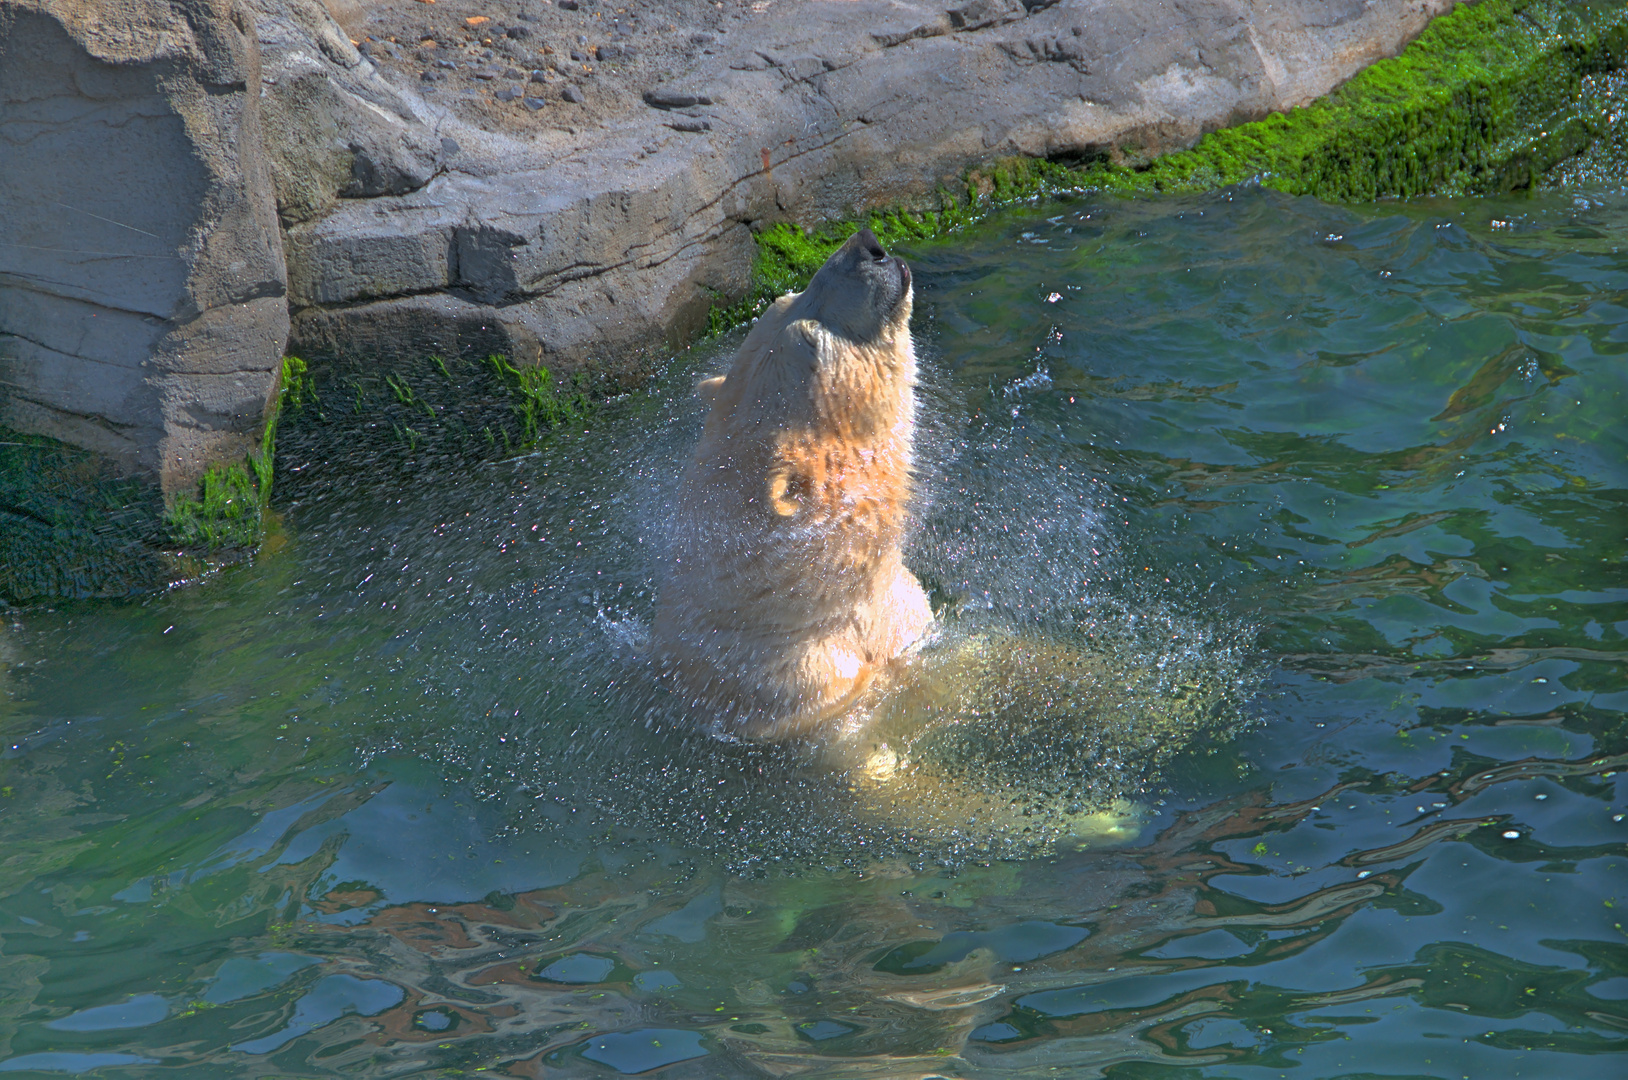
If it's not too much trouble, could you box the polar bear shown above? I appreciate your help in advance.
[652,228,934,738]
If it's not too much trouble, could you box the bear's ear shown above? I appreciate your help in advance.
[696,375,726,403]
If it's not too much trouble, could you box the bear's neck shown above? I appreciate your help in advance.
[810,337,917,446]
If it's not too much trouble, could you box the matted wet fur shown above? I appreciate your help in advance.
[652,229,933,737]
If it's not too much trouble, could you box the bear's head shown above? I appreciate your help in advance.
[705,228,915,437]
[791,226,913,345]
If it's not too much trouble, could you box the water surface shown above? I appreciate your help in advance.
[2,183,1625,1077]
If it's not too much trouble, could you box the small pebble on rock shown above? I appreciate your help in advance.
[644,88,712,109]
[506,26,531,39]
[668,117,711,132]
[504,67,525,78]
[561,85,584,103]
[523,96,547,110]
[596,43,632,61]
[570,49,589,62]
[495,86,522,102]
[529,70,548,83]
[557,0,578,9]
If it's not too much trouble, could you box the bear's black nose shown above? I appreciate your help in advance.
[855,228,888,262]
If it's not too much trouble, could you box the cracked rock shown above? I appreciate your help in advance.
[947,0,1025,31]
[1012,26,1088,63]
[871,22,948,48]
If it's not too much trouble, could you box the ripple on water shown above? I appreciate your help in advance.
[1,183,1624,1077]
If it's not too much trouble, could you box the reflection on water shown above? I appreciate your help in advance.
[3,184,1626,1076]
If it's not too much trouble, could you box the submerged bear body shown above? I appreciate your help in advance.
[652,229,933,737]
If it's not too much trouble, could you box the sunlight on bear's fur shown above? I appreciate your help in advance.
[653,228,932,738]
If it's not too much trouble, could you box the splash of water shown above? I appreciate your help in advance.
[413,339,1260,870]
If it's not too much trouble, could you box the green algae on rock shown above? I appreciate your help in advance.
[163,356,318,555]
[158,350,587,562]
[481,356,592,447]
[266,351,593,511]
[164,461,269,553]
[716,0,1628,332]
[1101,0,1628,201]
[0,427,169,601]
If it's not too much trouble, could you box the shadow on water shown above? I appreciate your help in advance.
[1,183,1626,1077]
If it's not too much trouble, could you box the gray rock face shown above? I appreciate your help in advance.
[283,0,1457,373]
[248,0,447,226]
[0,0,288,496]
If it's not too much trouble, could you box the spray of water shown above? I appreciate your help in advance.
[393,335,1260,871]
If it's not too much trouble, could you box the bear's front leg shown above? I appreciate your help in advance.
[860,558,934,662]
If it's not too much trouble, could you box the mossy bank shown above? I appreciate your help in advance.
[718,0,1628,329]
[0,355,588,603]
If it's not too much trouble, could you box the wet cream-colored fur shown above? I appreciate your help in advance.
[653,230,933,737]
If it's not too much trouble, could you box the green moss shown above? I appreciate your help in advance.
[0,425,168,600]
[1095,0,1628,201]
[165,461,266,551]
[482,355,590,445]
[165,355,307,552]
[271,353,594,490]
[280,355,315,410]
[709,0,1627,332]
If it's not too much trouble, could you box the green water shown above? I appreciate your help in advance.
[3,184,1626,1078]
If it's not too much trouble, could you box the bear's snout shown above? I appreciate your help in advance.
[849,229,911,302]
[856,228,888,262]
